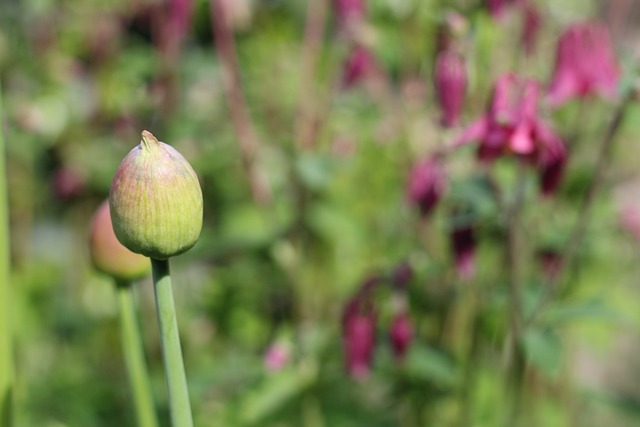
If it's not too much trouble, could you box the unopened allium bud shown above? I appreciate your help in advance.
[548,22,620,107]
[389,311,413,361]
[89,200,150,281]
[109,130,203,260]
[434,50,467,128]
[407,158,446,216]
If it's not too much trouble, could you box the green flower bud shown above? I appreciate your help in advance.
[109,130,203,259]
[89,200,150,281]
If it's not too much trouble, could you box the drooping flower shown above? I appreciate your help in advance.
[341,277,379,379]
[547,22,620,107]
[407,158,447,216]
[389,311,413,361]
[434,50,467,128]
[537,123,567,195]
[451,224,476,280]
[455,74,566,171]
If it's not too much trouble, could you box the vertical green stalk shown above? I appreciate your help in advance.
[115,280,160,427]
[0,78,13,427]
[151,259,193,427]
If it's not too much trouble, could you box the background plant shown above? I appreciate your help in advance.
[1,0,640,426]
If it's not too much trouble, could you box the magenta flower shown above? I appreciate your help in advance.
[333,0,366,28]
[407,158,447,216]
[537,124,567,195]
[521,4,541,56]
[389,311,413,361]
[451,225,476,281]
[434,50,467,128]
[548,22,620,107]
[455,74,566,165]
[342,46,377,88]
[341,277,379,379]
[485,0,519,19]
[264,343,290,372]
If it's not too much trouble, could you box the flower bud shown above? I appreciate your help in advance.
[434,50,467,128]
[407,158,447,216]
[109,130,203,259]
[389,311,413,361]
[89,200,150,281]
[451,224,476,281]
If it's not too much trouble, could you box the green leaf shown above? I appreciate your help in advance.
[522,328,562,379]
[403,345,458,388]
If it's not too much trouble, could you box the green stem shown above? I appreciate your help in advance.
[115,280,160,427]
[0,77,14,427]
[151,259,193,427]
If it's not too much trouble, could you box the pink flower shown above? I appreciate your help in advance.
[451,225,476,280]
[333,0,366,28]
[537,124,567,195]
[455,74,566,167]
[389,312,413,361]
[407,158,446,216]
[485,0,520,19]
[434,50,467,128]
[620,205,640,243]
[264,343,290,372]
[548,22,619,107]
[342,278,379,379]
[342,46,376,87]
[521,4,541,56]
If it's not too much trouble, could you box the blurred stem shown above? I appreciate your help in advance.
[458,284,482,427]
[0,79,13,427]
[151,259,193,427]
[209,0,271,205]
[294,0,328,150]
[115,280,160,427]
[528,92,633,325]
[505,164,528,427]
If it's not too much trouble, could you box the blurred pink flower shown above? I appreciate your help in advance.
[521,4,541,56]
[620,205,640,242]
[548,22,620,107]
[434,50,467,128]
[264,343,290,372]
[537,124,567,195]
[342,46,377,87]
[455,74,566,167]
[407,158,447,216]
[53,166,86,200]
[451,225,476,281]
[485,0,520,19]
[342,278,379,380]
[389,311,413,361]
[333,0,366,28]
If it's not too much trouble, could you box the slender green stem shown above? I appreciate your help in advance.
[115,280,160,427]
[0,78,14,427]
[151,259,193,427]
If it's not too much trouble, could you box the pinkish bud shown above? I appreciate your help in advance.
[407,158,446,216]
[537,129,567,195]
[451,225,476,281]
[389,312,413,361]
[548,22,620,107]
[434,50,467,128]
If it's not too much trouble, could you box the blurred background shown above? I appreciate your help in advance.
[1,0,640,426]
